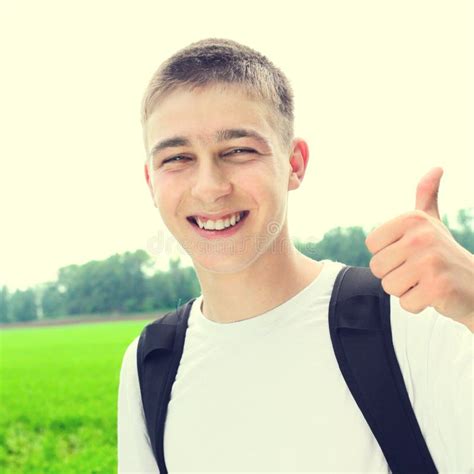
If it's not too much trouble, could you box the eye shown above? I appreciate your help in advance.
[226,148,255,156]
[161,148,255,165]
[162,155,189,164]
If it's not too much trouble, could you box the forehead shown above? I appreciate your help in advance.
[145,84,275,150]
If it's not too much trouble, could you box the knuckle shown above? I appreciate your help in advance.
[381,277,401,297]
[369,257,381,276]
[400,295,423,314]
[404,211,428,229]
[399,296,412,312]
[435,272,457,300]
[407,229,435,248]
[425,250,441,267]
[365,234,375,253]
[394,288,404,298]
[421,248,445,272]
[381,278,390,294]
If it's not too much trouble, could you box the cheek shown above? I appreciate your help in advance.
[154,172,183,198]
[237,166,269,194]
[251,161,287,191]
[239,167,284,211]
[153,176,182,218]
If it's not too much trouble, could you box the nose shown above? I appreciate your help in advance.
[190,161,232,203]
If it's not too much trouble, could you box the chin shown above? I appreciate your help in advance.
[192,253,259,275]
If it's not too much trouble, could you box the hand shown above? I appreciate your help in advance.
[365,167,474,331]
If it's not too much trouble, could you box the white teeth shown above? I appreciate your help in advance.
[195,211,245,231]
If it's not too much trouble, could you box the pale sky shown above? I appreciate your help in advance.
[1,0,472,291]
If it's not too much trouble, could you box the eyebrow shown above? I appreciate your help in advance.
[149,128,272,158]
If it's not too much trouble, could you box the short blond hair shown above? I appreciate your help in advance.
[141,38,295,155]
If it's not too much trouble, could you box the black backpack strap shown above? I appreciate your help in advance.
[329,266,437,474]
[136,298,196,474]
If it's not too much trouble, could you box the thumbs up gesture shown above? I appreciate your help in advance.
[365,167,474,331]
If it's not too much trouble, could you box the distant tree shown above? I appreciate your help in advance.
[448,208,474,253]
[143,257,200,312]
[168,257,201,306]
[41,282,67,318]
[53,249,150,315]
[120,250,149,312]
[0,285,10,323]
[295,226,372,267]
[56,264,82,315]
[143,270,177,311]
[9,288,37,322]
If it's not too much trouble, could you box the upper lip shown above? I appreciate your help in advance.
[187,210,247,221]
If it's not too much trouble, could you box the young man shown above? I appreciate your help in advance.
[118,38,473,472]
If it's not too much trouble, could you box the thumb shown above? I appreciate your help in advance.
[415,167,443,220]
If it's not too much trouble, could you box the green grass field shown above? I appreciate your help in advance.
[0,319,154,474]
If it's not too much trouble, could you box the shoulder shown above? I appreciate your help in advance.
[389,295,473,419]
[120,335,140,377]
[390,296,473,360]
[390,296,472,381]
[389,297,473,470]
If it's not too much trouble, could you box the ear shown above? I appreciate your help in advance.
[287,138,309,191]
[144,161,157,207]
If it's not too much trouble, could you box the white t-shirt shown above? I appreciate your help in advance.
[117,260,473,473]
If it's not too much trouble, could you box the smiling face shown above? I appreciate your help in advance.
[144,83,306,274]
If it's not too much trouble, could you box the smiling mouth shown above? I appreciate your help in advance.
[186,210,250,229]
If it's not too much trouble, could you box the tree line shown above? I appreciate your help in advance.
[1,209,472,324]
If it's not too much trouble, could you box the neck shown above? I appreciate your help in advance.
[193,242,324,324]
